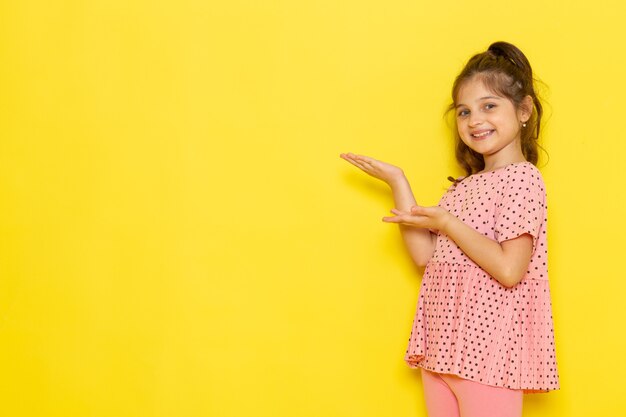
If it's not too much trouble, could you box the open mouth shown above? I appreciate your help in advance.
[471,130,494,139]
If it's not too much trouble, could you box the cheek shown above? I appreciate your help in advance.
[457,131,472,147]
[455,119,464,132]
[456,122,469,139]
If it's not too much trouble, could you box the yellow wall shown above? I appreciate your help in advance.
[1,1,625,416]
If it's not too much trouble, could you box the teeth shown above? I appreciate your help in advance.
[472,130,492,138]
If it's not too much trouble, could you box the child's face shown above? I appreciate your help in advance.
[455,76,528,159]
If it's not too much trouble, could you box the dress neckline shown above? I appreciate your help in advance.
[470,161,533,177]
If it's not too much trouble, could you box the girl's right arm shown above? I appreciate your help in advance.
[340,153,436,267]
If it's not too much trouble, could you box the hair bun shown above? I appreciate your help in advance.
[488,43,506,56]
[488,42,518,66]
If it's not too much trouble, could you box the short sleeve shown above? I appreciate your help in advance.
[494,165,546,250]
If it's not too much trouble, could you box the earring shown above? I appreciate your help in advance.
[522,122,527,128]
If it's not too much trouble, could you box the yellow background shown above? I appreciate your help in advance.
[1,1,625,416]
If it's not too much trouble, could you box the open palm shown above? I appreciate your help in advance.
[339,152,404,185]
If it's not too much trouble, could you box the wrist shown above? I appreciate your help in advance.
[440,211,454,234]
[387,170,407,189]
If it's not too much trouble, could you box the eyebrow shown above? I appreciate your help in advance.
[455,96,502,108]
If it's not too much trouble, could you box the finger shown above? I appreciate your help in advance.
[341,153,367,166]
[382,216,401,223]
[383,215,411,223]
[351,160,372,172]
[341,155,358,166]
[354,154,377,164]
[394,207,424,216]
[340,153,358,162]
[341,152,362,162]
[342,156,370,171]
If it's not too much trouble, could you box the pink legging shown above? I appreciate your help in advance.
[420,368,523,417]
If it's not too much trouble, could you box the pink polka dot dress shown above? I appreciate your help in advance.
[405,161,560,393]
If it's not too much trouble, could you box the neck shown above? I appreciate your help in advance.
[482,156,527,172]
[481,140,526,172]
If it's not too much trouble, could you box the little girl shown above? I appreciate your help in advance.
[340,41,560,417]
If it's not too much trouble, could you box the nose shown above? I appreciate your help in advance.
[468,113,483,127]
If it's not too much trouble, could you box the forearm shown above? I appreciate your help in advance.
[441,214,531,288]
[389,175,436,267]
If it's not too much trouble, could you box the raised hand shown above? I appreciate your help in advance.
[340,152,405,186]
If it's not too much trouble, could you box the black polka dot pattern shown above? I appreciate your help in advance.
[404,162,560,393]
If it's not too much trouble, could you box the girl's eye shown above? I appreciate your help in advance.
[457,109,469,117]
[484,103,497,110]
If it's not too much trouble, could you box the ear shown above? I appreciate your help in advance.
[518,95,533,122]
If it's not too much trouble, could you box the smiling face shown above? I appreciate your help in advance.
[455,75,530,165]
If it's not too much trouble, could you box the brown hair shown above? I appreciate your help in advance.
[446,41,544,181]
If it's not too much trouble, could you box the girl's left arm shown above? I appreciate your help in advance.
[384,206,533,288]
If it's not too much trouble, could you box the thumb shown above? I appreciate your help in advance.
[410,205,423,215]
